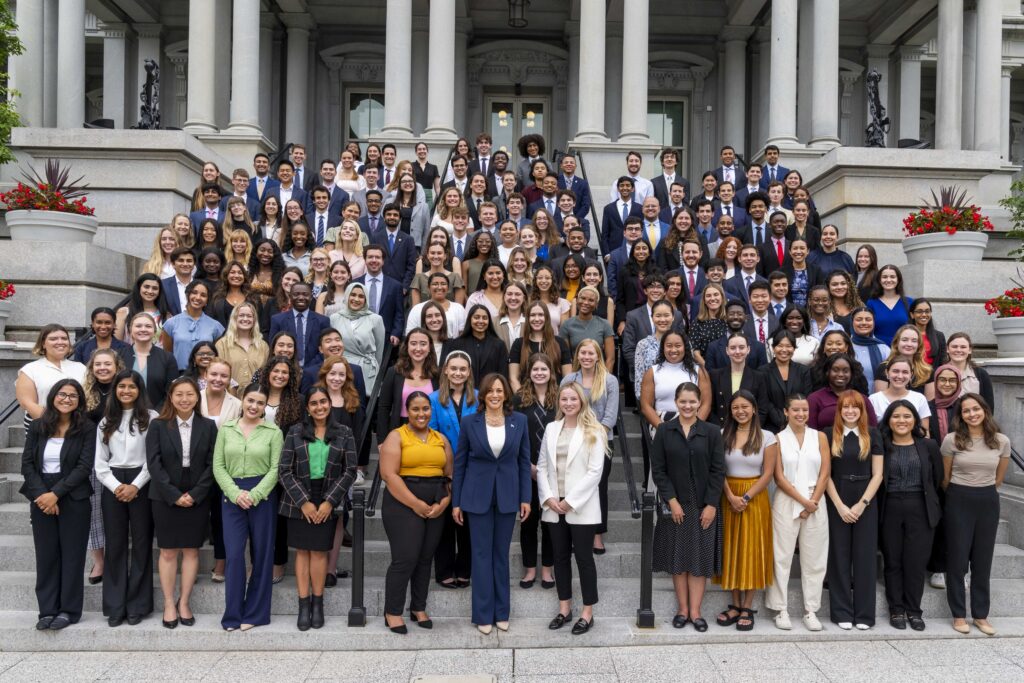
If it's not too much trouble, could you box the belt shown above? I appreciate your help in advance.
[839,475,871,482]
[401,475,447,483]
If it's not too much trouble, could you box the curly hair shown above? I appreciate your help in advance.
[258,354,304,431]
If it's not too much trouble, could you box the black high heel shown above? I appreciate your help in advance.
[177,600,195,626]
[409,610,433,629]
[384,615,408,634]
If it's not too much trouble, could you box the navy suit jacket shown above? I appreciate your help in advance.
[552,212,592,242]
[355,273,406,340]
[269,309,332,367]
[556,175,592,219]
[712,164,746,187]
[247,176,281,204]
[189,208,223,240]
[452,411,531,515]
[268,185,308,212]
[305,208,343,247]
[651,175,691,209]
[681,267,709,320]
[369,228,418,291]
[723,272,767,307]
[760,165,791,188]
[712,205,750,230]
[358,214,384,235]
[220,194,262,222]
[705,333,768,372]
[600,200,643,254]
[300,356,366,399]
[303,186,351,215]
[161,275,186,316]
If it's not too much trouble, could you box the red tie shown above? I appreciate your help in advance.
[776,238,784,266]
[758,318,765,344]
[688,270,696,295]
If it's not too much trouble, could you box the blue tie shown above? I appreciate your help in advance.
[388,232,395,255]
[621,202,628,223]
[317,216,325,246]
[725,205,731,216]
[295,312,305,366]
[755,225,764,247]
[456,239,464,260]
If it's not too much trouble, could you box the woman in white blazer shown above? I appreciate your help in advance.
[536,382,608,636]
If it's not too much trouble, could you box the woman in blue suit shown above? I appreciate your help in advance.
[452,372,531,635]
[429,351,478,589]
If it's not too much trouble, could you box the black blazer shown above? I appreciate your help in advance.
[650,418,726,508]
[118,345,179,409]
[145,415,218,506]
[20,419,96,501]
[709,366,766,426]
[278,422,357,520]
[781,263,826,291]
[878,436,943,528]
[923,327,948,368]
[440,335,509,385]
[376,366,439,437]
[757,361,814,433]
[785,224,822,252]
[757,238,792,276]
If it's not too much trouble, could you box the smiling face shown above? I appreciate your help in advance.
[886,360,912,389]
[888,405,916,438]
[407,331,432,362]
[307,391,332,423]
[827,358,852,391]
[159,230,177,255]
[675,388,700,419]
[785,398,809,427]
[91,353,118,383]
[444,356,470,389]
[484,380,506,411]
[947,337,971,363]
[272,336,295,358]
[959,397,986,429]
[822,333,848,356]
[558,386,582,418]
[895,329,919,356]
[268,362,291,389]
[730,395,754,426]
[170,383,199,418]
[242,390,267,419]
[206,361,231,393]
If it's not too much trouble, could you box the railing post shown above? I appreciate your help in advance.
[347,486,367,627]
[637,491,656,628]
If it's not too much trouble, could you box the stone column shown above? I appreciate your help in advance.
[282,14,313,146]
[755,28,771,151]
[56,0,86,128]
[454,19,470,136]
[323,57,344,158]
[720,26,753,153]
[565,21,580,142]
[169,55,188,129]
[618,0,649,142]
[101,23,129,128]
[184,0,218,133]
[132,23,162,128]
[1002,65,1015,160]
[380,0,413,136]
[767,0,798,145]
[410,16,429,135]
[259,15,276,137]
[43,0,58,126]
[961,6,977,149]
[574,0,607,141]
[810,0,840,146]
[838,71,861,145]
[974,0,1002,153]
[10,0,44,127]
[935,0,964,150]
[898,46,923,141]
[226,0,262,134]
[424,0,456,138]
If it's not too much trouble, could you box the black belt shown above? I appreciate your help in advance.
[401,475,447,482]
[839,475,871,482]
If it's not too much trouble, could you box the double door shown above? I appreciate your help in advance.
[486,96,550,168]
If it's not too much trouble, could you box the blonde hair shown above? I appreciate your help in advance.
[142,228,178,276]
[83,348,126,411]
[226,228,253,265]
[170,213,195,249]
[697,282,728,321]
[225,195,257,235]
[217,301,269,357]
[306,247,332,284]
[333,220,364,258]
[556,382,610,456]
[571,338,608,403]
[882,324,932,388]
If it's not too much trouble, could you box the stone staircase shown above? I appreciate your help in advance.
[0,411,1022,651]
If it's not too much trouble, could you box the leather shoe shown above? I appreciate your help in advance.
[49,613,72,630]
[672,614,689,629]
[548,611,573,630]
[35,616,54,630]
[107,615,124,627]
[889,613,907,630]
[126,614,142,626]
[571,617,593,635]
[692,617,708,632]
[541,580,556,590]
[908,615,926,631]
[324,573,338,588]
[519,578,535,589]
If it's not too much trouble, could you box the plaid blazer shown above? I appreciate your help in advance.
[277,421,357,520]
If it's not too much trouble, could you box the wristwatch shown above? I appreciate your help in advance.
[862,498,871,506]
[741,493,751,504]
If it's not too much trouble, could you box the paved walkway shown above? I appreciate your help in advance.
[0,638,1021,682]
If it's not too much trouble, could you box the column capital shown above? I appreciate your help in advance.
[840,71,862,86]
[864,44,894,60]
[1003,63,1019,77]
[101,22,129,40]
[322,55,344,72]
[132,22,162,39]
[718,24,755,43]
[898,45,926,61]
[281,12,316,31]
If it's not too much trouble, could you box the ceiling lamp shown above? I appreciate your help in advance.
[508,0,529,28]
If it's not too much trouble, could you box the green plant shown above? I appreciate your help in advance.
[999,178,1024,262]
[903,185,992,237]
[0,1,23,165]
[0,158,94,215]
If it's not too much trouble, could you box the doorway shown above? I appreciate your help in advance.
[485,95,551,168]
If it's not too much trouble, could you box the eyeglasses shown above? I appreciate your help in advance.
[56,392,79,401]
[936,377,958,385]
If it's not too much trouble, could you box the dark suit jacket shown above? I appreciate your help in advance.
[305,208,343,247]
[300,356,366,400]
[723,272,767,307]
[354,273,406,339]
[145,415,217,506]
[269,309,332,367]
[758,360,813,432]
[713,205,750,230]
[735,185,763,209]
[369,228,418,291]
[20,419,96,501]
[303,185,352,215]
[650,418,725,507]
[189,208,224,239]
[878,437,943,528]
[357,214,384,235]
[680,267,708,319]
[556,174,593,219]
[704,332,767,372]
[760,164,791,188]
[709,366,767,426]
[651,174,691,209]
[219,194,262,222]
[118,345,178,409]
[712,164,746,187]
[785,224,822,252]
[452,411,531,514]
[552,213,593,242]
[268,185,308,213]
[247,176,281,204]
[278,422,357,520]
[600,200,643,254]
[161,275,191,317]
[376,366,439,437]
[758,237,793,276]
[606,244,631,300]
[781,263,826,292]
[622,305,685,376]
[294,166,316,192]
[742,313,780,345]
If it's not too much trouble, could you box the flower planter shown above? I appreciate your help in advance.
[992,317,1024,357]
[0,299,10,341]
[5,209,99,243]
[901,231,989,264]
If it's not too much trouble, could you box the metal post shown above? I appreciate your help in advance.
[347,487,367,627]
[637,491,656,628]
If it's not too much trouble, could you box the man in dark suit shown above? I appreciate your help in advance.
[162,248,195,317]
[247,152,280,204]
[600,176,643,255]
[711,145,745,188]
[639,196,670,259]
[693,199,718,248]
[768,271,792,319]
[468,133,493,181]
[270,159,307,211]
[552,189,591,242]
[759,144,791,188]
[745,191,771,248]
[735,165,763,209]
[305,186,343,248]
[712,181,749,230]
[190,183,225,238]
[758,211,792,276]
[358,244,405,344]
[548,225,598,272]
[440,155,470,194]
[723,244,766,307]
[304,159,351,214]
[378,144,399,188]
[556,153,592,220]
[658,181,689,224]
[651,147,690,208]
[484,152,511,198]
[357,190,385,234]
[268,282,331,369]
[369,204,417,293]
[679,239,708,321]
[606,218,644,299]
[527,175,560,219]
[290,143,315,192]
[704,300,768,371]
[621,273,685,378]
[300,328,367,399]
[221,169,262,222]
[742,281,779,351]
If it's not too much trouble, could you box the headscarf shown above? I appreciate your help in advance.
[932,363,962,442]
[337,282,373,321]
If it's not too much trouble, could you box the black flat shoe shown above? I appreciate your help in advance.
[593,546,606,555]
[49,614,72,630]
[672,614,689,629]
[692,617,708,632]
[455,578,471,588]
[107,615,124,627]
[908,615,926,631]
[88,575,103,585]
[324,573,338,587]
[438,579,459,589]
[541,579,556,590]
[519,578,535,589]
[35,616,54,630]
[409,611,433,629]
[548,611,573,630]
[889,614,907,630]
[126,614,142,626]
[384,616,408,634]
[571,617,594,635]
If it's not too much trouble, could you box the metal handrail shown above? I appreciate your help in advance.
[636,417,657,628]
[0,399,19,429]
[430,146,457,215]
[1011,446,1024,473]
[614,343,641,519]
[356,340,392,519]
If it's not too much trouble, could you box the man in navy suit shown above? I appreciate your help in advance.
[679,239,708,321]
[357,190,385,234]
[742,281,780,353]
[358,244,405,344]
[305,186,343,248]
[369,204,417,293]
[712,181,749,230]
[162,248,195,317]
[759,144,791,188]
[467,133,493,181]
[711,145,745,188]
[221,169,262,222]
[552,189,591,242]
[556,153,592,219]
[651,147,691,208]
[735,165,763,208]
[269,282,330,368]
[658,181,689,224]
[527,175,560,219]
[270,159,307,211]
[704,300,767,371]
[606,218,645,300]
[600,176,643,255]
[300,328,367,399]
[190,183,224,237]
[304,159,351,214]
[247,153,280,204]
[290,144,315,192]
[639,196,670,259]
[483,150,510,197]
[693,199,718,248]
[723,244,767,307]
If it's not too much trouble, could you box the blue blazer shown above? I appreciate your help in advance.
[305,208,343,246]
[452,411,531,515]
[600,200,643,254]
[189,209,223,240]
[760,165,791,188]
[713,205,750,230]
[369,228,418,292]
[162,275,184,316]
[247,176,281,203]
[354,273,406,340]
[556,175,592,219]
[269,309,332,366]
[605,243,631,300]
[428,389,478,449]
[219,194,262,222]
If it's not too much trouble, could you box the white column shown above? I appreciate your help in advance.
[619,0,649,141]
[574,0,607,140]
[809,0,840,145]
[259,15,275,137]
[424,0,456,137]
[796,0,814,141]
[184,0,218,133]
[226,0,262,134]
[755,29,771,151]
[767,0,798,145]
[10,0,44,127]
[1002,65,1014,160]
[282,14,312,145]
[935,0,964,150]
[55,0,85,128]
[101,24,128,128]
[898,46,923,141]
[410,17,429,135]
[380,0,413,136]
[43,0,58,127]
[974,0,1002,153]
[721,26,753,153]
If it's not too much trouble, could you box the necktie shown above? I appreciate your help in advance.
[647,222,659,248]
[755,225,764,247]
[725,205,731,216]
[317,215,325,246]
[776,238,784,266]
[258,177,265,198]
[688,270,696,296]
[774,303,784,318]
[385,168,392,185]
[758,318,765,344]
[745,275,752,291]
[476,198,482,212]
[481,159,487,177]
[621,202,629,224]
[456,239,464,260]
[296,167,302,187]
[369,277,379,312]
[370,216,377,232]
[295,312,305,364]
[770,167,776,182]
[388,232,396,255]
[546,199,554,214]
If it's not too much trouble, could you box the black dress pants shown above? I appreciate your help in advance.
[434,510,472,581]
[826,490,878,625]
[520,479,553,568]
[30,473,90,621]
[945,484,1000,619]
[382,478,446,615]
[101,466,154,619]
[544,514,599,606]
[881,492,933,618]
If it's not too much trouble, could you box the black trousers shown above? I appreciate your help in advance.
[545,515,599,605]
[596,455,612,535]
[881,492,934,618]
[927,488,947,573]
[30,473,90,621]
[945,483,1000,619]
[520,479,553,568]
[101,467,154,619]
[434,509,472,581]
[826,487,878,625]
[382,478,446,615]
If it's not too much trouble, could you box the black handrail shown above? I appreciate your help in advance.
[636,417,657,628]
[430,146,457,215]
[0,399,19,429]
[565,147,603,247]
[1011,446,1024,474]
[614,343,641,519]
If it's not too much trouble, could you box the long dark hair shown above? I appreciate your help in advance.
[39,379,88,438]
[100,370,152,445]
[127,273,170,320]
[186,341,218,379]
[655,330,697,376]
[298,385,342,442]
[879,398,925,443]
[247,237,285,289]
[459,304,500,341]
[156,376,202,421]
[722,389,764,455]
[395,328,440,379]
[258,354,304,431]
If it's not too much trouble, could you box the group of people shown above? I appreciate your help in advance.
[13,133,1012,638]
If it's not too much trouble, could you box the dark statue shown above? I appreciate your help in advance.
[133,59,161,130]
[864,68,889,147]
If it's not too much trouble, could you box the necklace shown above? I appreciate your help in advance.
[410,427,430,443]
[485,413,504,426]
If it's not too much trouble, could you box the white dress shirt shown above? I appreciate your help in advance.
[278,183,294,207]
[177,415,193,467]
[95,410,156,492]
[609,175,654,203]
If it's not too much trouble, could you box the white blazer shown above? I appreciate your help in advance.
[536,419,605,525]
[200,390,242,428]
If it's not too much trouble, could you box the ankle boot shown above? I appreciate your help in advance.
[310,594,325,629]
[297,596,312,631]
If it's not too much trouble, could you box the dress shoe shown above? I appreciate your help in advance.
[476,624,493,635]
[49,613,72,630]
[571,617,593,635]
[548,611,573,630]
[297,596,312,632]
[324,573,338,587]
[973,619,996,636]
[541,579,556,590]
[496,621,509,632]
[35,616,54,630]
[519,578,535,589]
[211,571,225,583]
[311,595,325,629]
[952,620,971,634]
[385,616,407,634]
[88,574,103,585]
[908,615,925,632]
[126,615,142,626]
[240,623,256,631]
[107,615,124,627]
[409,610,432,629]
[177,601,195,626]
[889,613,907,630]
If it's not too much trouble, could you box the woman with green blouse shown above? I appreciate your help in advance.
[213,384,283,631]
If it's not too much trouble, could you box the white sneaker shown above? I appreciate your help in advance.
[930,572,946,589]
[855,623,871,630]
[774,611,792,630]
[355,470,366,486]
[803,613,823,631]
[837,622,853,630]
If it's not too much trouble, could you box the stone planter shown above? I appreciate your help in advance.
[5,209,98,243]
[901,231,989,264]
[992,317,1024,357]
[0,299,11,341]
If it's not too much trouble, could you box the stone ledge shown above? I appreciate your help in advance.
[0,241,142,290]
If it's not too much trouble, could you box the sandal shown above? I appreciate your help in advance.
[736,608,757,632]
[716,604,741,627]
[692,617,709,632]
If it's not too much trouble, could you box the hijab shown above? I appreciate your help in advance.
[337,282,373,321]
[932,363,962,442]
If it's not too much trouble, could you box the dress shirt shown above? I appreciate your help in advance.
[752,314,770,344]
[452,234,468,261]
[770,300,787,319]
[173,276,190,311]
[95,411,153,492]
[42,438,63,474]
[685,268,700,296]
[278,184,294,207]
[765,165,781,183]
[212,419,283,505]
[478,156,490,177]
[382,166,396,186]
[809,317,843,340]
[645,220,661,249]
[178,415,193,467]
[455,179,467,193]
[618,199,631,221]
[751,222,767,246]
[294,166,305,188]
[609,175,654,202]
[663,173,676,187]
[314,211,329,244]
[293,309,307,366]
[722,166,738,184]
[745,184,760,196]
[720,203,734,217]
[697,224,715,245]
[739,270,757,292]
[205,207,220,220]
